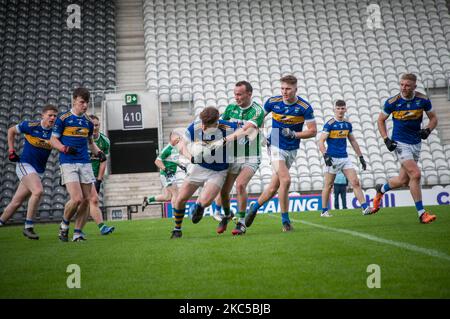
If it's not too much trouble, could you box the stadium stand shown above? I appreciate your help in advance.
[142,0,450,194]
[0,0,116,221]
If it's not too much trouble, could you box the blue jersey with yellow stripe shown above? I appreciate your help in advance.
[264,96,315,150]
[323,118,352,158]
[383,92,432,145]
[16,121,53,173]
[52,110,94,164]
[185,119,239,171]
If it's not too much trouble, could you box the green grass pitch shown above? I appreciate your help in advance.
[0,205,449,299]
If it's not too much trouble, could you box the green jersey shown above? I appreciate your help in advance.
[221,101,265,159]
[158,143,179,176]
[91,133,110,178]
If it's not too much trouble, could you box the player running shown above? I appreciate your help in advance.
[51,88,106,242]
[373,73,438,223]
[245,75,317,232]
[0,105,58,239]
[318,100,373,217]
[141,131,187,214]
[169,106,245,239]
[214,81,265,236]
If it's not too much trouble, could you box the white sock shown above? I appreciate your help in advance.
[418,209,425,217]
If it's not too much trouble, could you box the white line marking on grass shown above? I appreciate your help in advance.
[267,214,450,262]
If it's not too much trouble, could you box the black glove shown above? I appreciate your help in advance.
[94,179,102,193]
[8,150,20,162]
[324,154,333,166]
[97,151,107,162]
[164,169,175,178]
[178,164,187,173]
[62,145,77,155]
[384,137,397,152]
[419,128,431,140]
[359,156,367,171]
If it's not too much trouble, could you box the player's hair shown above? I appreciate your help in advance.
[89,114,99,121]
[235,81,253,93]
[169,130,180,139]
[199,107,219,126]
[401,73,417,82]
[42,104,58,113]
[280,75,297,85]
[73,87,90,102]
[335,100,346,107]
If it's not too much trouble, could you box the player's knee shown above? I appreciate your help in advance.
[90,196,99,206]
[31,187,44,198]
[350,179,360,189]
[71,196,83,206]
[280,177,291,188]
[235,181,247,195]
[409,169,421,181]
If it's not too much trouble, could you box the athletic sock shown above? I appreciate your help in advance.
[74,228,82,234]
[61,218,70,230]
[147,196,156,203]
[212,202,221,215]
[173,208,185,231]
[24,219,33,229]
[361,202,368,210]
[281,212,290,225]
[237,211,245,224]
[98,223,105,229]
[252,201,262,211]
[322,208,329,214]
[415,201,425,217]
[0,219,4,226]
[381,183,391,194]
[223,207,231,217]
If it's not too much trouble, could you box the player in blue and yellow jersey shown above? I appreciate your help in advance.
[245,75,317,232]
[318,100,373,217]
[170,106,245,238]
[0,105,58,239]
[374,73,438,223]
[50,88,106,242]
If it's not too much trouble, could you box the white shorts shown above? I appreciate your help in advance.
[268,145,297,169]
[395,141,421,163]
[323,157,355,174]
[228,160,260,175]
[16,163,43,181]
[160,174,177,188]
[60,163,96,185]
[185,164,228,188]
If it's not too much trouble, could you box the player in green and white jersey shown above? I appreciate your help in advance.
[142,131,187,212]
[214,81,265,235]
[78,115,115,235]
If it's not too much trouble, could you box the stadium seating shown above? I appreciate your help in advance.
[142,0,450,192]
[0,0,116,218]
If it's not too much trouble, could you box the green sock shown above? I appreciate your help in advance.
[148,196,156,203]
[98,223,104,229]
[237,211,245,224]
[223,207,231,216]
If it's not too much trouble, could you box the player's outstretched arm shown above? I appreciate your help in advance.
[177,137,193,161]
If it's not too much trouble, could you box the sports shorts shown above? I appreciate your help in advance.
[16,162,43,181]
[323,156,355,174]
[185,164,227,188]
[395,141,421,163]
[268,145,297,170]
[60,163,96,185]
